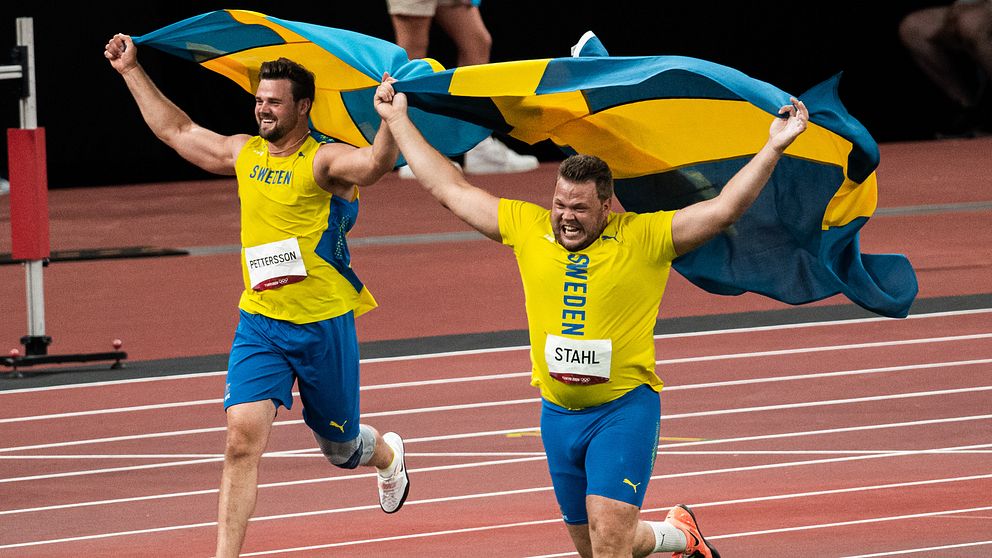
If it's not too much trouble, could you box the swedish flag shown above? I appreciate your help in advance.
[136,10,918,318]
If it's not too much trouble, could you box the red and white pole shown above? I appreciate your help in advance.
[6,18,49,356]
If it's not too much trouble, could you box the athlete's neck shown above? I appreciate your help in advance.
[267,130,309,157]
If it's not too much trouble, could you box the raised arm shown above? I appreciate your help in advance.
[671,97,809,255]
[373,76,501,241]
[311,112,400,192]
[104,34,247,175]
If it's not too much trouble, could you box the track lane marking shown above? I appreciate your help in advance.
[2,308,988,395]
[3,355,989,424]
[2,423,988,516]
[6,476,987,552]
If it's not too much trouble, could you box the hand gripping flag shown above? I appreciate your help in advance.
[133,10,490,159]
[135,11,918,318]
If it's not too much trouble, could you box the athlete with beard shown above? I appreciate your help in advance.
[375,77,807,558]
[105,35,410,558]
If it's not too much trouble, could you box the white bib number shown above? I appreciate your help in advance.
[245,238,308,291]
[544,334,612,385]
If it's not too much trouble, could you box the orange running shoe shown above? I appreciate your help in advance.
[665,504,720,558]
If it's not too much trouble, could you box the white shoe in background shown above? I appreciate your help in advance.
[463,137,539,174]
[0,177,9,196]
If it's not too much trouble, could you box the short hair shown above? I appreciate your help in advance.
[259,58,316,105]
[557,154,614,201]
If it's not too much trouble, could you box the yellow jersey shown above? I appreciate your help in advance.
[498,198,678,410]
[235,135,376,324]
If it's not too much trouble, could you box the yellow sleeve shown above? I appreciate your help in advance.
[498,198,547,248]
[623,210,678,263]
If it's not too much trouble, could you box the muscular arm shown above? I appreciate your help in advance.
[374,79,501,241]
[312,117,400,195]
[105,34,247,175]
[671,98,808,255]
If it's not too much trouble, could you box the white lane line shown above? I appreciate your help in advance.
[658,414,992,449]
[703,507,992,540]
[652,307,992,340]
[0,372,532,424]
[11,473,985,554]
[2,382,989,467]
[663,358,992,391]
[361,308,992,364]
[0,400,544,454]
[526,538,992,558]
[662,385,992,420]
[0,455,546,517]
[2,428,988,520]
[3,351,989,425]
[7,448,987,461]
[252,503,992,557]
[646,443,992,484]
[3,474,989,551]
[2,308,988,395]
[0,370,228,395]
[656,333,992,365]
[839,540,992,557]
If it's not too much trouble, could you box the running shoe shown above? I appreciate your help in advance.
[665,504,720,558]
[377,432,409,513]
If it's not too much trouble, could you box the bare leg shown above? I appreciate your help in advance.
[434,5,493,67]
[899,7,977,107]
[215,400,277,558]
[391,14,432,60]
[363,424,396,469]
[565,495,662,558]
[953,4,992,80]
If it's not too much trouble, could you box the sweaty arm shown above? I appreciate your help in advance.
[373,79,500,241]
[105,34,247,175]
[671,97,808,255]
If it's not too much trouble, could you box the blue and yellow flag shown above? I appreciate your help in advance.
[133,10,490,157]
[135,10,918,318]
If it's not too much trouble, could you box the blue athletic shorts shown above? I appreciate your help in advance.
[225,309,361,442]
[541,384,661,525]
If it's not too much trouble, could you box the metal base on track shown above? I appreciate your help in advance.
[1,335,127,378]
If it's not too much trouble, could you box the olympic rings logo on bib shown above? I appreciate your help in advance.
[245,238,308,291]
[544,333,612,385]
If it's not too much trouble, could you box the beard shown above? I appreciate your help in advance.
[257,114,290,142]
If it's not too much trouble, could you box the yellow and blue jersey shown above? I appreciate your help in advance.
[498,198,678,410]
[235,135,376,324]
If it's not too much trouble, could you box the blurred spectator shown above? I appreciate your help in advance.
[386,0,539,175]
[899,0,992,137]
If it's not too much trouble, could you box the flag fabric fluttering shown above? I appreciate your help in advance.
[134,9,918,318]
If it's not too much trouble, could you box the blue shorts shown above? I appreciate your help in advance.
[541,384,661,525]
[225,309,361,442]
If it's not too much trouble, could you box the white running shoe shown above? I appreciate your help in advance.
[0,177,9,196]
[396,160,462,179]
[463,136,539,174]
[377,432,409,513]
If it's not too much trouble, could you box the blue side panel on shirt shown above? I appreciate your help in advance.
[314,195,365,294]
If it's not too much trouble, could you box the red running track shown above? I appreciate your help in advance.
[0,308,990,557]
[1,138,990,555]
